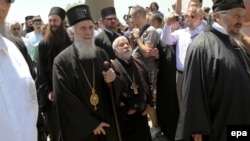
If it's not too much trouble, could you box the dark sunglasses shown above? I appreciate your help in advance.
[7,0,15,3]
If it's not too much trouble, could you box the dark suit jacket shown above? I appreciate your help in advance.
[95,30,119,59]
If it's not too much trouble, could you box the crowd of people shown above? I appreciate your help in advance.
[1,0,250,141]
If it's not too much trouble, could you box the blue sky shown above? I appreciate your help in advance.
[6,0,213,24]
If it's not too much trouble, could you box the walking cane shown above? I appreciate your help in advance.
[103,61,122,141]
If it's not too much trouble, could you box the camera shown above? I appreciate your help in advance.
[128,6,133,9]
[175,16,185,21]
[124,14,131,20]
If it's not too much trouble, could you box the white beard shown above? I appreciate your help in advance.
[74,35,96,60]
[229,33,244,48]
[117,48,132,62]
[222,21,244,48]
[226,26,244,48]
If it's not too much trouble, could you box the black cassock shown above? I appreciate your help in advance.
[112,58,153,141]
[95,30,120,59]
[53,46,119,141]
[175,25,250,141]
[37,34,72,141]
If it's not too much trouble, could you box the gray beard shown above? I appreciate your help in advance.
[224,24,245,48]
[74,36,96,60]
[228,31,244,48]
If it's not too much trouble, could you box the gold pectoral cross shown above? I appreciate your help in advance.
[90,89,99,110]
[131,82,139,94]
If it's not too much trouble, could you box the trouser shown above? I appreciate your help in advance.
[39,102,59,141]
[176,71,183,109]
[37,109,49,141]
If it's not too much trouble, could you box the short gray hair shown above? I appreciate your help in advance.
[112,36,127,49]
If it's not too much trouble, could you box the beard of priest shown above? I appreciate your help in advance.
[71,22,97,60]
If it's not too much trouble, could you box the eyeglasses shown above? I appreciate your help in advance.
[7,0,15,3]
[12,28,20,31]
[105,17,117,21]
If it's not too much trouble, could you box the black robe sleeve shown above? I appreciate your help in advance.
[175,38,211,140]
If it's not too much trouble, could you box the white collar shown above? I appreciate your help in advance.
[212,22,228,35]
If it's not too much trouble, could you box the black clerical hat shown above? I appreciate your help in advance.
[101,7,116,18]
[67,5,93,26]
[25,15,34,21]
[212,0,245,12]
[49,7,66,20]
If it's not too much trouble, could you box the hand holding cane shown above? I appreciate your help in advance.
[103,61,122,141]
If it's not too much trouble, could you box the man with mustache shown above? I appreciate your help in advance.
[52,5,119,141]
[175,0,250,141]
[111,36,153,141]
[36,6,72,141]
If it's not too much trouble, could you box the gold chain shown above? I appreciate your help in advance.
[79,60,99,110]
[79,60,95,90]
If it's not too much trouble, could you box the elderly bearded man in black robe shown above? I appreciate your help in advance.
[112,36,153,141]
[175,0,250,141]
[52,5,119,141]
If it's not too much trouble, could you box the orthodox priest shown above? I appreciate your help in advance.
[36,6,72,141]
[53,5,119,141]
[95,7,121,59]
[112,36,153,141]
[175,0,250,141]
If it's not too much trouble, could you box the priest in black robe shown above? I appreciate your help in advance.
[36,6,72,141]
[53,5,119,141]
[112,36,153,141]
[175,0,250,141]
[156,43,180,141]
[95,7,121,59]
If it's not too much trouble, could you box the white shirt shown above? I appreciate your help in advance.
[0,35,38,141]
[161,23,206,71]
[25,31,43,56]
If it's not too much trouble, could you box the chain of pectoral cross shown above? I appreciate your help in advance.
[114,60,139,94]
